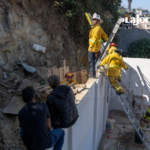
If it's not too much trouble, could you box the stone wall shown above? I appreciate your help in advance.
[117,27,150,52]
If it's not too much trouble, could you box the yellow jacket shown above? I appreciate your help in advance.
[124,14,130,20]
[88,23,108,53]
[107,48,122,77]
[61,79,78,86]
[119,55,123,77]
[100,53,128,76]
[108,46,117,55]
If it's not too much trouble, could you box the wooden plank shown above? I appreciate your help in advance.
[47,69,52,78]
[61,81,69,85]
[81,70,88,84]
[69,82,77,88]
[72,72,77,80]
[63,59,66,78]
[57,68,60,78]
[74,84,86,88]
[66,66,69,73]
[57,66,69,81]
[3,79,40,115]
[59,68,64,82]
[39,86,51,92]
[35,84,49,90]
[3,96,25,114]
[52,65,57,75]
[76,71,82,84]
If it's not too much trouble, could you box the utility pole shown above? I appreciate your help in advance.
[128,0,132,12]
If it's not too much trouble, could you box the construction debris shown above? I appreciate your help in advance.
[18,58,37,73]
[3,60,88,115]
[32,43,46,54]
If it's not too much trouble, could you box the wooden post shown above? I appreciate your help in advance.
[63,59,66,80]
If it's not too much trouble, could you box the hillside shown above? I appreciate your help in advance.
[0,0,120,149]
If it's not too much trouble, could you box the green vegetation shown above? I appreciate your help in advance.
[128,38,150,58]
[132,8,136,12]
[118,8,126,16]
[56,0,121,43]
[148,14,150,17]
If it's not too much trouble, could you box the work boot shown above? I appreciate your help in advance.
[117,87,124,93]
[116,91,124,95]
[116,87,124,95]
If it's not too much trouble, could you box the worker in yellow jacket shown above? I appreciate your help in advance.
[100,49,128,94]
[88,13,108,78]
[107,43,122,82]
[124,12,130,29]
[61,72,78,86]
[139,105,150,129]
[124,12,130,21]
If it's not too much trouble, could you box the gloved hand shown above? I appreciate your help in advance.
[125,65,128,70]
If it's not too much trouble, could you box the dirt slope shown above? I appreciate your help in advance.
[0,0,88,149]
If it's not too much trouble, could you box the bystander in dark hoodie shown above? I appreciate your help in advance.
[46,75,79,129]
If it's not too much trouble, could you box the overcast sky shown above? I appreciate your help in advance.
[121,0,150,10]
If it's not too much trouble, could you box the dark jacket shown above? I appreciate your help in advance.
[46,85,79,128]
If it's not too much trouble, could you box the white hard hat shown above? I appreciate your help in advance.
[92,13,101,20]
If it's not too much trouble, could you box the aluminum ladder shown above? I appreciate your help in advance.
[101,71,150,150]
[96,18,122,69]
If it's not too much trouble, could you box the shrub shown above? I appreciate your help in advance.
[56,0,120,44]
[128,38,150,58]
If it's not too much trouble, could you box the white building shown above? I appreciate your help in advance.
[136,9,148,16]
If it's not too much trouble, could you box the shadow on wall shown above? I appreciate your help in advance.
[121,62,150,105]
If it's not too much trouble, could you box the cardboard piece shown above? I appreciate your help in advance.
[3,79,40,115]
[3,96,25,115]
[17,79,40,91]
[52,65,57,75]
[59,66,69,82]
[76,71,82,84]
[47,69,52,78]
[72,72,77,80]
[81,70,88,84]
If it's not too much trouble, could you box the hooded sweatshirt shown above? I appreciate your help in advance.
[46,85,79,128]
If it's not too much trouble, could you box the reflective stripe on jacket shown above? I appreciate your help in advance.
[88,23,108,53]
[100,53,128,76]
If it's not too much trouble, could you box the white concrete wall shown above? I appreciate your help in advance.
[49,58,150,150]
[49,74,109,150]
[110,58,150,112]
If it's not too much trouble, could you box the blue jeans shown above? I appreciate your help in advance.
[50,128,65,150]
[88,52,96,77]
[20,128,65,150]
